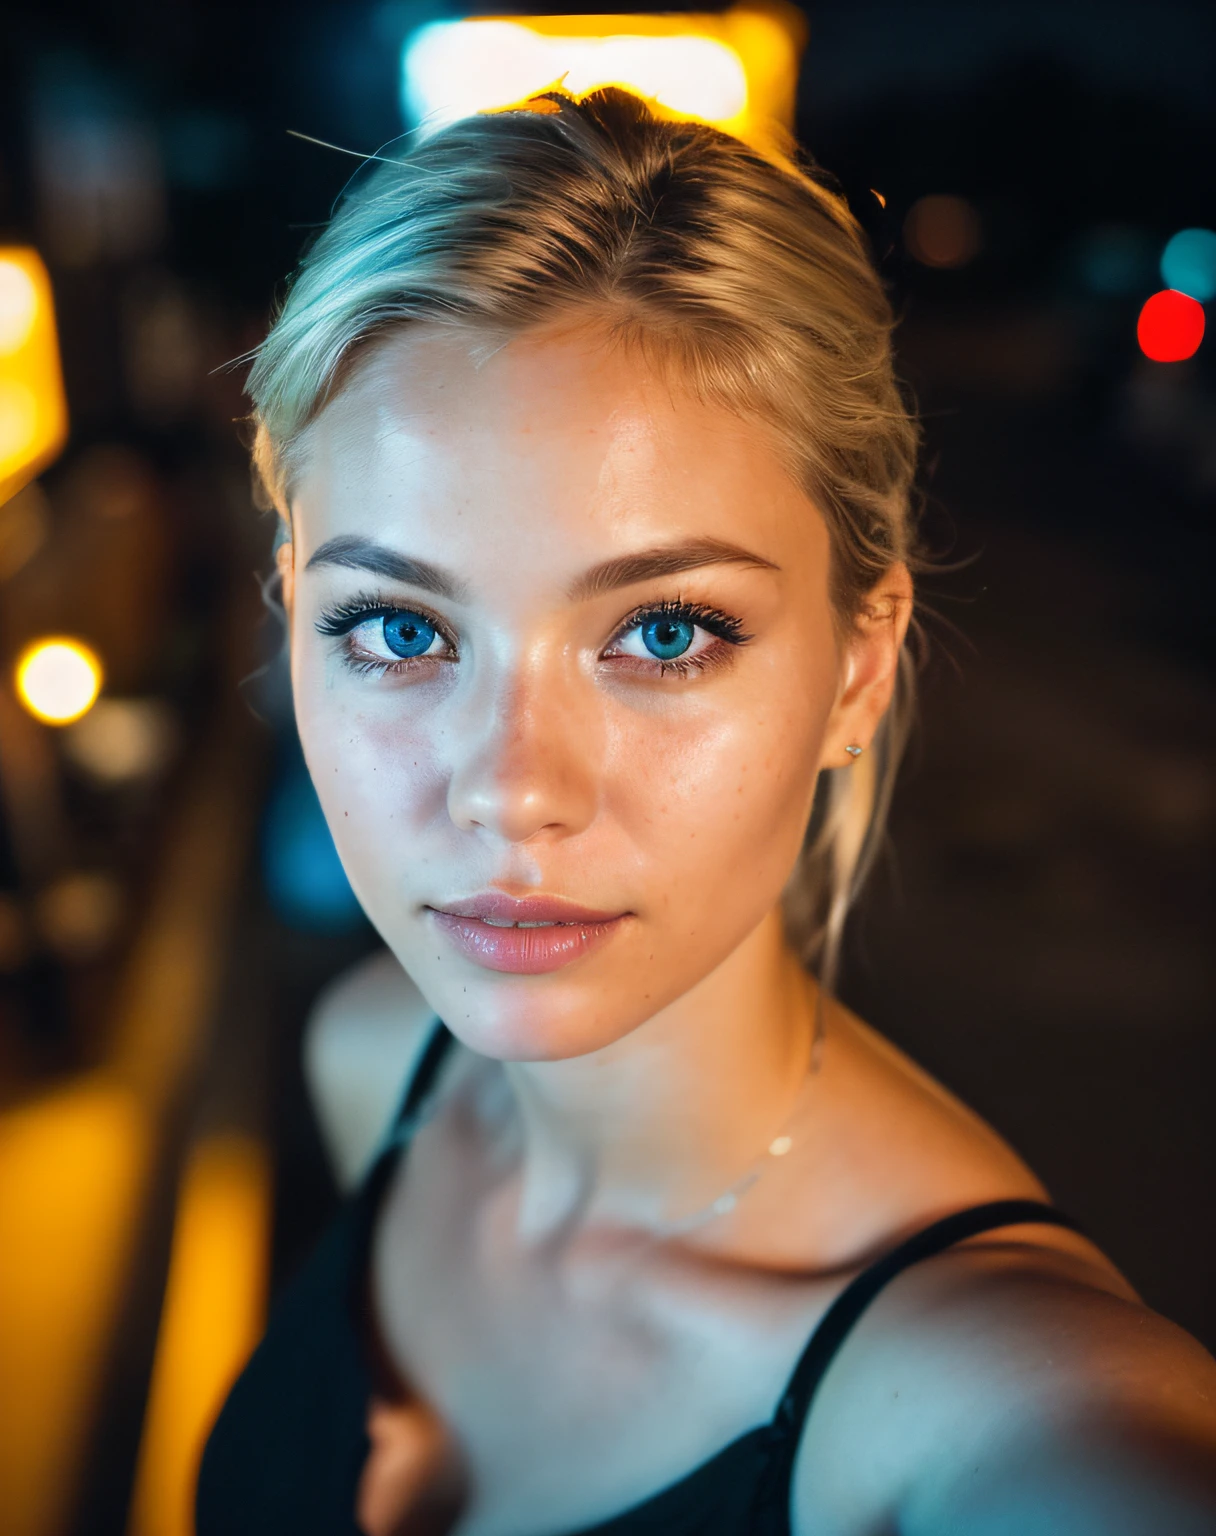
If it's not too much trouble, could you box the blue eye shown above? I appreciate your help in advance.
[382,611,437,658]
[315,596,453,674]
[607,602,749,673]
[641,617,695,660]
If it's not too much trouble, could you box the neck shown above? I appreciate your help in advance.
[497,908,818,1241]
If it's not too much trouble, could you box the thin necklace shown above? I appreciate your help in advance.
[393,987,828,1242]
[646,984,826,1241]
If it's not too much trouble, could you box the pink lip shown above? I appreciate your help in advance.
[427,893,629,975]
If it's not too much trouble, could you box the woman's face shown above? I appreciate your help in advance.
[283,323,890,1060]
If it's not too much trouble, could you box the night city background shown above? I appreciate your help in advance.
[0,3,1213,1533]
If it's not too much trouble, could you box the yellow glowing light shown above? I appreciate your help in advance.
[0,381,38,463]
[0,248,68,506]
[127,1133,271,1536]
[401,3,807,162]
[0,1077,150,1536]
[410,25,748,122]
[15,638,103,724]
[0,262,39,354]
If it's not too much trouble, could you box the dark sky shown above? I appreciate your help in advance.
[799,0,1216,109]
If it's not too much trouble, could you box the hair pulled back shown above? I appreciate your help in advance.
[247,86,921,994]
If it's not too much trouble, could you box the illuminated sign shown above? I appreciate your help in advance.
[0,249,68,506]
[401,3,807,159]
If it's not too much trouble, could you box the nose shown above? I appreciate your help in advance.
[445,663,598,845]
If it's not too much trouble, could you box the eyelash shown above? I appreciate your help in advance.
[313,591,752,680]
[314,591,453,665]
[606,598,751,678]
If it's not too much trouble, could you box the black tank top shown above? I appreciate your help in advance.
[197,1021,1081,1535]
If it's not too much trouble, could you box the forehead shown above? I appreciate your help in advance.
[290,323,820,573]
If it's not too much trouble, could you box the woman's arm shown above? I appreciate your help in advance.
[913,1393,1216,1534]
[302,947,438,1190]
[793,1238,1216,1535]
[908,1290,1216,1534]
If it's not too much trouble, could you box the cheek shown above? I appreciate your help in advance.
[604,657,832,919]
[292,648,449,897]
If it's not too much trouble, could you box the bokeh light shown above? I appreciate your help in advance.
[0,260,39,354]
[127,1133,269,1536]
[1136,289,1205,362]
[0,381,39,464]
[63,698,177,784]
[0,247,68,505]
[399,5,807,160]
[406,22,748,125]
[15,638,104,725]
[1160,228,1216,303]
[903,194,983,269]
[261,759,366,931]
[34,873,126,964]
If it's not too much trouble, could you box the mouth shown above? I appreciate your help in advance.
[425,894,630,975]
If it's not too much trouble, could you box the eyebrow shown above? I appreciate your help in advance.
[568,540,779,599]
[304,536,468,601]
[303,533,778,603]
[568,538,780,600]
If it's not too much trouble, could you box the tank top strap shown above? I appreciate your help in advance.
[391,1018,457,1134]
[749,1198,1085,1535]
[773,1198,1083,1435]
[355,1018,455,1211]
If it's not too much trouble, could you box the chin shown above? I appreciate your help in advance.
[418,967,648,1062]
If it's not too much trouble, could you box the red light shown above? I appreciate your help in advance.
[1137,289,1205,361]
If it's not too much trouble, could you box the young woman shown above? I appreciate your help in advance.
[197,88,1216,1535]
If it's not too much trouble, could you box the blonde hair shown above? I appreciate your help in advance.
[247,86,920,998]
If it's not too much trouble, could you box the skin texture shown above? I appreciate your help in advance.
[279,321,1216,1536]
[282,318,908,1234]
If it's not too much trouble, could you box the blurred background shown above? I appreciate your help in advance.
[0,2,1212,1533]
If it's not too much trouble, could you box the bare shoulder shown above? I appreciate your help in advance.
[836,1003,1045,1189]
[797,1235,1216,1534]
[788,999,1055,1257]
[302,947,438,1190]
[791,1010,1216,1533]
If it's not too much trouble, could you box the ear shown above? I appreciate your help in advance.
[820,562,913,770]
[275,526,296,620]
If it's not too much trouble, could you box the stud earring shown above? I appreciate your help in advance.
[844,744,863,759]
